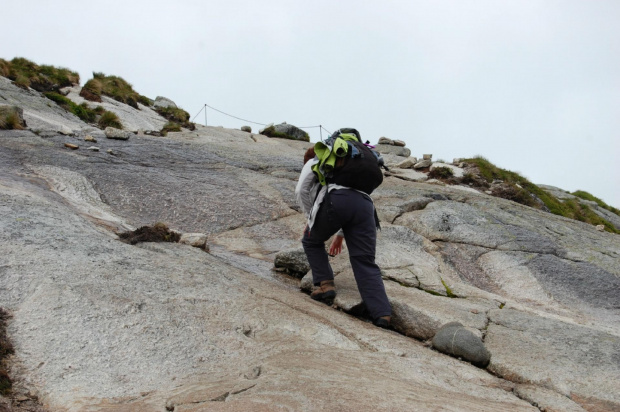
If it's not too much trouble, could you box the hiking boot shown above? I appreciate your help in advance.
[311,280,336,301]
[374,316,391,329]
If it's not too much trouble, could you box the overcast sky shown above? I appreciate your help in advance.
[3,0,619,207]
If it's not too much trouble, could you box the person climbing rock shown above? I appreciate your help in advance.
[295,129,391,328]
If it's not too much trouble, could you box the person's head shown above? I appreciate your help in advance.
[303,147,316,164]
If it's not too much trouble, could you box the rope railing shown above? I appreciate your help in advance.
[191,103,332,140]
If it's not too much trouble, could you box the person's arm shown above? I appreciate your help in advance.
[295,159,319,218]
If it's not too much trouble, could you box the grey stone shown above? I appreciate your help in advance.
[374,144,411,157]
[240,126,252,133]
[396,157,417,169]
[378,136,393,145]
[274,248,310,278]
[105,127,132,140]
[413,159,432,169]
[179,233,209,251]
[423,154,432,160]
[432,322,491,367]
[87,146,100,151]
[153,96,177,109]
[260,123,309,142]
[393,139,406,147]
[384,168,428,182]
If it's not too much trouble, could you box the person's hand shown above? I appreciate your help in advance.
[328,235,344,257]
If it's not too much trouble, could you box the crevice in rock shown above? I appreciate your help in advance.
[511,389,544,412]
[211,391,229,402]
[231,384,256,396]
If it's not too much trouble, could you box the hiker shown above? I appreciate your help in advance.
[295,130,391,328]
[300,147,345,257]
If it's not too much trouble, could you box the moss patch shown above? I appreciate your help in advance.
[118,222,181,245]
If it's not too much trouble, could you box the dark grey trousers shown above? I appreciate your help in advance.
[301,189,391,320]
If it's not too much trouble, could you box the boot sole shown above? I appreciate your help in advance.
[311,290,336,301]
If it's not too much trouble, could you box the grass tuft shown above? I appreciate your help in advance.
[0,107,25,130]
[44,92,99,123]
[161,121,181,136]
[1,57,79,92]
[98,111,123,129]
[428,166,454,180]
[156,106,195,131]
[80,72,151,109]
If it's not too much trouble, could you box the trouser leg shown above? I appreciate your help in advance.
[349,255,391,319]
[330,190,392,320]
[301,198,340,285]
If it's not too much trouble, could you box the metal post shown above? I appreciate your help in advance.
[204,104,207,126]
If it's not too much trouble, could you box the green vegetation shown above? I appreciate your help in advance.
[461,156,619,233]
[98,111,123,129]
[156,106,195,131]
[0,57,79,92]
[0,107,24,130]
[44,91,104,123]
[441,279,457,298]
[428,166,454,180]
[572,190,620,216]
[81,72,151,109]
[161,121,182,136]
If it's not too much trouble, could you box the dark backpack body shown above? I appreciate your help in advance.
[328,139,384,195]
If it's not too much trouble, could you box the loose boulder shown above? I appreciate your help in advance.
[432,322,491,367]
[241,126,252,133]
[153,96,177,109]
[179,233,209,251]
[274,248,311,278]
[374,144,411,157]
[105,127,132,140]
[260,123,309,142]
[413,159,432,169]
[397,157,418,169]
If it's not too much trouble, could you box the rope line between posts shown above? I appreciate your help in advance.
[192,103,333,137]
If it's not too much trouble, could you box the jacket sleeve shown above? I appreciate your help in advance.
[295,159,319,219]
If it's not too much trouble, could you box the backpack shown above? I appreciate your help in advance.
[326,128,385,195]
